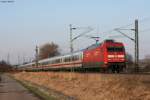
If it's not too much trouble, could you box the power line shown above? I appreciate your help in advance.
[108,28,150,39]
[139,17,150,23]
[101,17,150,35]
[140,28,150,33]
[114,29,135,41]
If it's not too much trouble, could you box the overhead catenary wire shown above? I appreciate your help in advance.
[140,28,150,33]
[101,17,150,36]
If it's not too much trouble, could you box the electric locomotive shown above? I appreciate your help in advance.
[83,40,126,72]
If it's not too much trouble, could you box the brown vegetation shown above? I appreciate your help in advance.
[39,42,60,60]
[12,72,150,100]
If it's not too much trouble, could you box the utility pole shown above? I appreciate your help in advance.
[114,19,139,72]
[135,19,139,72]
[7,53,10,64]
[69,24,77,53]
[35,45,39,67]
[69,24,75,72]
[23,53,25,64]
[18,55,20,65]
[70,24,73,53]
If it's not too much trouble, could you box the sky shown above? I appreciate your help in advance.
[0,0,150,64]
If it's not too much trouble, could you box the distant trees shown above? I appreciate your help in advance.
[39,42,60,60]
[144,55,150,63]
[143,55,150,68]
[126,53,134,71]
[126,53,133,64]
[0,60,12,72]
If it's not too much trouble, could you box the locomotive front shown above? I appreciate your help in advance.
[104,40,126,72]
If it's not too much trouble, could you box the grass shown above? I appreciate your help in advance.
[10,75,57,100]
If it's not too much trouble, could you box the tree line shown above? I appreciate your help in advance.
[0,60,12,72]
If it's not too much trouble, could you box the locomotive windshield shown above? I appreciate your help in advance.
[107,47,124,52]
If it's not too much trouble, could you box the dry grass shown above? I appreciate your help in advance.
[12,72,150,100]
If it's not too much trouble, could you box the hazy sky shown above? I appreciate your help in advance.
[0,0,150,64]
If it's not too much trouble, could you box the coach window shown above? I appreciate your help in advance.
[64,57,68,62]
[76,55,79,60]
[74,56,76,61]
[56,59,60,63]
[75,56,77,60]
[68,57,71,62]
[69,57,71,62]
[73,56,78,61]
[43,62,46,65]
[73,56,77,61]
[52,60,54,64]
[77,55,79,60]
[50,60,53,64]
[32,64,35,66]
[54,59,57,63]
[55,59,58,63]
[60,58,62,63]
[72,56,74,61]
[54,60,57,63]
[57,59,59,63]
[64,58,66,62]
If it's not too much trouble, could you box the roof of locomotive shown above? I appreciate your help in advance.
[85,39,124,50]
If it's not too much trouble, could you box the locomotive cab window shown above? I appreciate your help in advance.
[107,47,124,52]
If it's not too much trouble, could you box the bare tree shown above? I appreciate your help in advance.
[39,42,60,60]
[144,55,150,63]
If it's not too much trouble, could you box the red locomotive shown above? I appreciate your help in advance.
[83,40,126,72]
[20,39,126,73]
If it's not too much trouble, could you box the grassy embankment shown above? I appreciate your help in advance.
[12,72,150,100]
[10,73,59,100]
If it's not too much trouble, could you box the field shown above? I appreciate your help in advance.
[12,72,150,100]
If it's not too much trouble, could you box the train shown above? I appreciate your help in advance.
[19,39,126,73]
